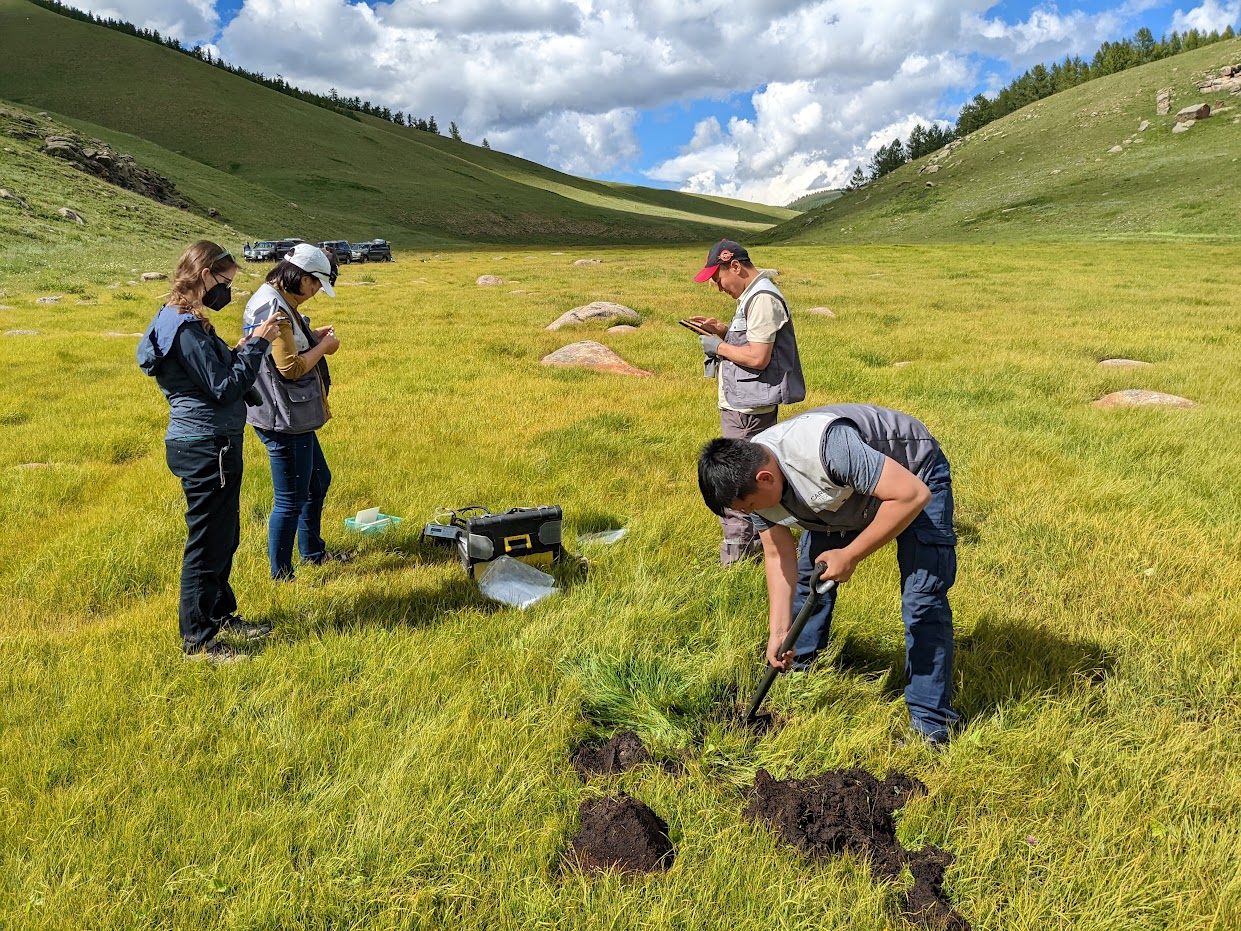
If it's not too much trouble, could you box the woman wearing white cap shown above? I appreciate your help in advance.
[243,244,345,580]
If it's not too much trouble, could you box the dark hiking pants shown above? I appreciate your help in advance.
[165,435,243,651]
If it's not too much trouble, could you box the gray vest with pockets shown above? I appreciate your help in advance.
[721,277,806,409]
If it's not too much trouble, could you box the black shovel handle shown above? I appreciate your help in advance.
[744,577,837,723]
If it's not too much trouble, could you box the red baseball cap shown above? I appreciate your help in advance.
[693,239,750,282]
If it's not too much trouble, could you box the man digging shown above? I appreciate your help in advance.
[687,240,806,566]
[697,404,960,746]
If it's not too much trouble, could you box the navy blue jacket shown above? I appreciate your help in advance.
[136,305,270,440]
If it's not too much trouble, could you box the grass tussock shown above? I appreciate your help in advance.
[1,243,1240,929]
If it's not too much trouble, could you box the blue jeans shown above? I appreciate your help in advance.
[254,429,331,579]
[790,453,960,742]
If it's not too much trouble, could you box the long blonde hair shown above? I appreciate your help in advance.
[167,240,239,330]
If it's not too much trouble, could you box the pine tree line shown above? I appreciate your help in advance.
[29,0,476,142]
[847,23,1237,190]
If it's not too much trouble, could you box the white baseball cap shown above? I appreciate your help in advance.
[286,243,336,297]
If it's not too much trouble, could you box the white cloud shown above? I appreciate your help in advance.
[72,0,1191,204]
[1171,1,1241,32]
[71,0,219,46]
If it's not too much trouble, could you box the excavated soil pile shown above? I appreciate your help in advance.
[571,794,674,873]
[571,730,650,779]
[746,768,970,930]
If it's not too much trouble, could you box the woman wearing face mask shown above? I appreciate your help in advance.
[137,240,282,664]
[243,244,343,581]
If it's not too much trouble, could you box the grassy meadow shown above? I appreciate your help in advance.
[2,241,1241,930]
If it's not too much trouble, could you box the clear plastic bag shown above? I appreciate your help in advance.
[578,528,627,546]
[477,555,559,609]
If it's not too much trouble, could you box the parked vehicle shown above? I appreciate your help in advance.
[317,240,352,265]
[351,239,392,263]
[250,240,279,261]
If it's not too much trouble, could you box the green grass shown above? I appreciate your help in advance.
[0,0,790,247]
[2,242,1240,929]
[762,37,1241,245]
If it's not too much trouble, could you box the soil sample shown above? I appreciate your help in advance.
[571,730,650,779]
[745,768,970,930]
[571,794,674,873]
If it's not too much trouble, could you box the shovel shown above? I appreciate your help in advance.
[742,577,837,726]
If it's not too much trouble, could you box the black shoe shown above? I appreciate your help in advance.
[307,550,353,566]
[215,613,273,641]
[184,638,248,665]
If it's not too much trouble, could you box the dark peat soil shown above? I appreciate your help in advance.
[571,730,650,779]
[570,794,675,874]
[745,768,970,930]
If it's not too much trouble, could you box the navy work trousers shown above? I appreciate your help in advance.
[165,435,243,651]
[790,453,960,742]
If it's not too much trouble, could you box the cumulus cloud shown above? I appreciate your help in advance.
[71,0,1191,204]
[1170,0,1241,32]
[71,0,219,45]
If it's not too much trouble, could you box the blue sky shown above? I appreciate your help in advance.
[75,1,1241,203]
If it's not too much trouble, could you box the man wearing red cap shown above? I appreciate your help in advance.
[690,240,806,565]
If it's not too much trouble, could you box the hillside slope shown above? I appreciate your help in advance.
[0,0,794,246]
[761,37,1241,245]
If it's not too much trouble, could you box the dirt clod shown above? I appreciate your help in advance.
[571,730,649,779]
[571,794,674,873]
[746,768,970,929]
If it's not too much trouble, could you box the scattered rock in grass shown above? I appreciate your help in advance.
[5,329,40,336]
[608,325,639,334]
[571,730,650,779]
[0,188,28,208]
[107,283,120,289]
[35,296,60,305]
[1172,121,1193,133]
[1176,103,1210,122]
[1138,120,1151,132]
[806,306,835,317]
[0,304,14,310]
[1108,145,1123,153]
[546,301,639,331]
[140,272,167,282]
[57,207,85,224]
[1094,389,1195,409]
[573,258,602,266]
[551,251,566,255]
[925,181,935,188]
[1099,358,1152,368]
[894,361,913,368]
[476,275,503,285]
[571,794,674,874]
[102,331,144,337]
[541,341,652,377]
[746,768,970,929]
[1156,89,1172,114]
[126,280,138,286]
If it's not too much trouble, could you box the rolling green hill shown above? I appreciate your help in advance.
[786,189,844,211]
[761,37,1241,245]
[0,0,794,248]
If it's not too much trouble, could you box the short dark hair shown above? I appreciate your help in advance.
[267,259,311,295]
[698,438,769,517]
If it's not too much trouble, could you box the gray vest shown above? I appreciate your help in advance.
[753,404,941,533]
[721,277,806,409]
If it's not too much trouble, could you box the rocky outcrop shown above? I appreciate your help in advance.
[1197,66,1241,96]
[57,207,85,224]
[541,341,652,377]
[1,108,187,210]
[546,301,639,331]
[1156,89,1173,115]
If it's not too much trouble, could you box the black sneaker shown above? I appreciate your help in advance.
[184,639,248,665]
[308,550,353,566]
[215,613,273,641]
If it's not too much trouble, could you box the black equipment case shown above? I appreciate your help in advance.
[457,506,563,576]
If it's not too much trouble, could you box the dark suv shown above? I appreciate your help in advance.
[317,241,352,264]
[350,239,392,263]
[251,239,302,261]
